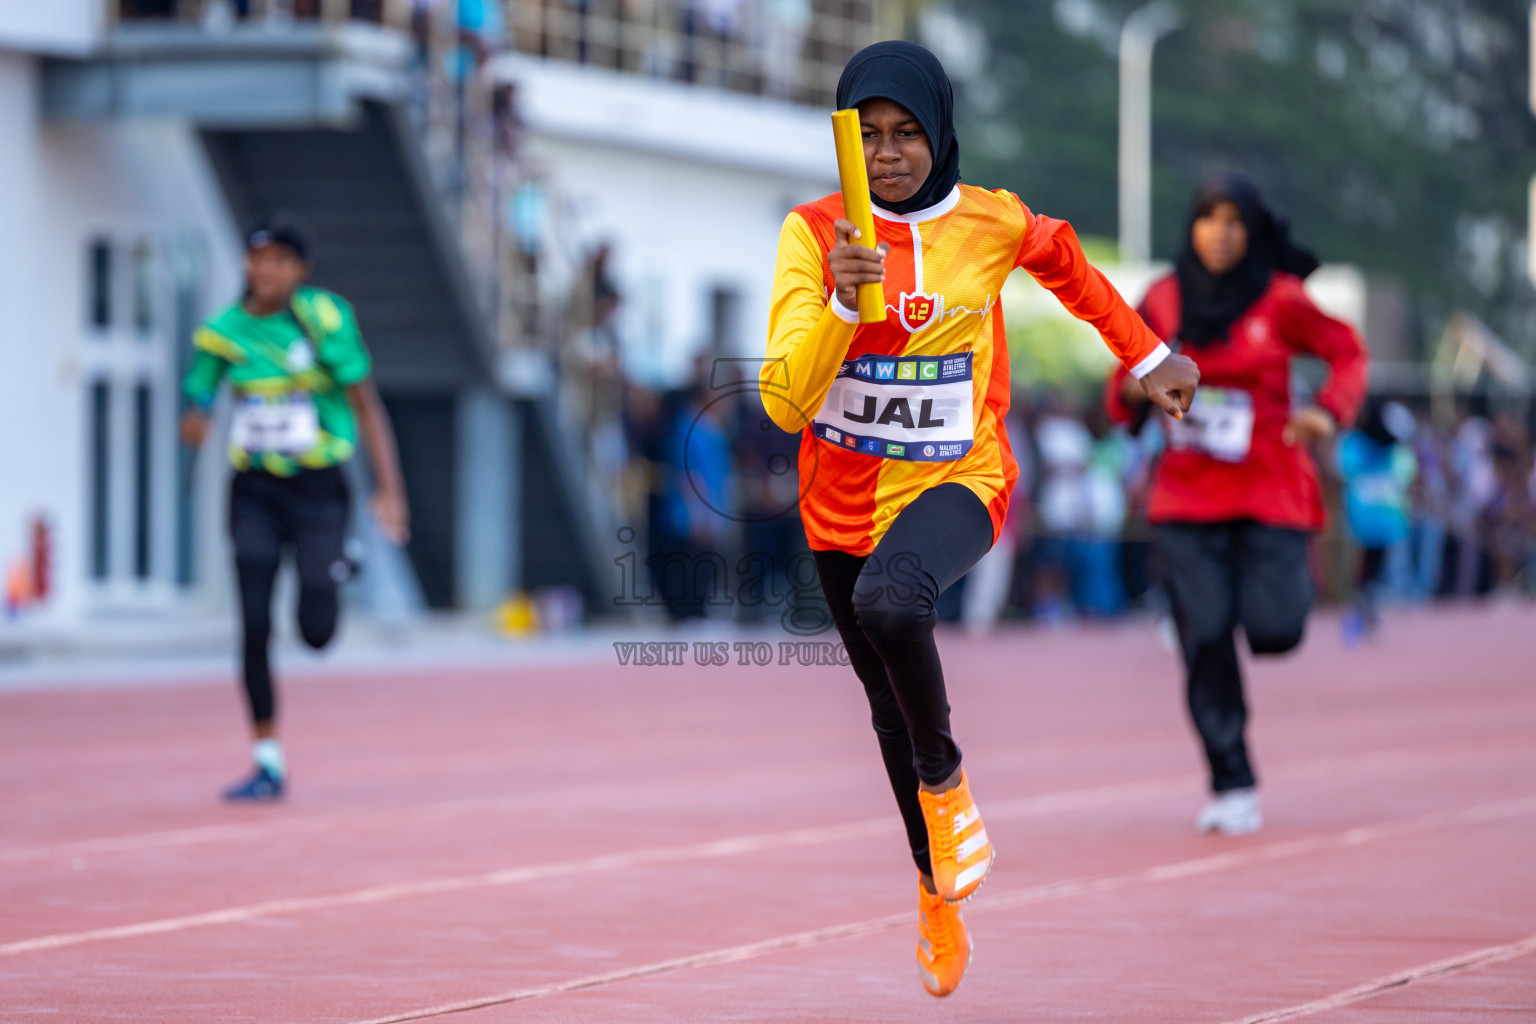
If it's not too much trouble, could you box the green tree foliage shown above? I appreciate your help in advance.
[945,0,1536,357]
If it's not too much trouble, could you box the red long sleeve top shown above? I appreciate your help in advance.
[1106,271,1368,530]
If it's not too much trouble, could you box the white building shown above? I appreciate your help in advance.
[0,2,244,644]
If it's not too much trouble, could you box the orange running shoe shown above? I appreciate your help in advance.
[918,769,993,903]
[916,880,972,997]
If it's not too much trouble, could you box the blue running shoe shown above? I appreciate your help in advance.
[223,765,285,802]
[1341,608,1365,650]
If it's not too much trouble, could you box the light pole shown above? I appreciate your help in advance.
[1118,0,1183,266]
[1528,3,1536,286]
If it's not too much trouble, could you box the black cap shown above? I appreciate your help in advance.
[245,212,312,263]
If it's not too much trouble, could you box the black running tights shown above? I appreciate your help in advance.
[1155,520,1314,794]
[229,466,352,728]
[814,483,995,875]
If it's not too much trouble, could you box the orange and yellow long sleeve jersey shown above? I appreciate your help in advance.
[762,184,1170,555]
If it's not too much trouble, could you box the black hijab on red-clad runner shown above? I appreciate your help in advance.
[835,41,962,217]
[1175,173,1319,347]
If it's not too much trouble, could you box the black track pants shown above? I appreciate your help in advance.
[229,466,352,728]
[1155,521,1314,793]
[814,483,995,875]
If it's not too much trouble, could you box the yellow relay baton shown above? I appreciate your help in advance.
[830,108,886,324]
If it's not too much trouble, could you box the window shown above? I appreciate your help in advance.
[171,240,203,587]
[82,231,207,595]
[132,384,153,579]
[88,239,112,330]
[708,284,741,355]
[88,382,111,580]
[132,239,155,336]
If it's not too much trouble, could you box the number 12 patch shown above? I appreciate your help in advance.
[899,291,941,333]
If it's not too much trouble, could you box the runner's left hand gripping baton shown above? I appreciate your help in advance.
[831,109,886,324]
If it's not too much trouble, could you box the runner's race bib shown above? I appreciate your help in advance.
[230,394,321,455]
[812,352,974,462]
[1165,386,1254,463]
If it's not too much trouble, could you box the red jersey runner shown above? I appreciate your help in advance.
[1107,271,1367,530]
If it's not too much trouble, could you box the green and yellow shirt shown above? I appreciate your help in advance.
[183,287,372,476]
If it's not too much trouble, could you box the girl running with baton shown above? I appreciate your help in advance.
[761,41,1199,996]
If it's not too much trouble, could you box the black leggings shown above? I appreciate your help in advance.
[1358,546,1388,590]
[229,466,352,728]
[1155,521,1314,793]
[814,483,995,875]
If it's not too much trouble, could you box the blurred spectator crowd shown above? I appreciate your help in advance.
[984,393,1536,634]
[606,332,1536,630]
[529,243,1536,631]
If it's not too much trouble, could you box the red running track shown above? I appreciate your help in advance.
[2,605,1535,1022]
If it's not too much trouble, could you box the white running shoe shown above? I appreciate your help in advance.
[1196,788,1262,835]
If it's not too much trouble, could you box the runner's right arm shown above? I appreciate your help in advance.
[760,212,872,434]
[179,327,239,447]
[1014,205,1195,417]
[1106,282,1175,428]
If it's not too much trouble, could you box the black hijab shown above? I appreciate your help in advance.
[835,41,961,216]
[1175,173,1319,347]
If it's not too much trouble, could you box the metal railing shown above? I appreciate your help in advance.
[508,0,881,106]
[114,1,411,28]
[115,0,885,108]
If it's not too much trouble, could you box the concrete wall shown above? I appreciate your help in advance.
[0,53,55,618]
[0,0,103,56]
[0,49,243,632]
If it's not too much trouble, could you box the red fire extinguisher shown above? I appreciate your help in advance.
[31,515,50,603]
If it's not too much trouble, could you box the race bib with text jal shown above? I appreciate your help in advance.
[811,352,974,462]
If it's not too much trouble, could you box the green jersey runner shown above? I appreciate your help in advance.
[184,286,372,476]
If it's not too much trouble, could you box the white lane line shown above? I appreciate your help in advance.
[6,738,1531,956]
[1225,933,1536,1023]
[0,768,764,867]
[0,759,847,867]
[7,733,1523,868]
[0,773,1200,958]
[0,819,897,958]
[973,793,1536,911]
[354,912,917,1024]
[348,794,1536,1024]
[0,773,1180,869]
